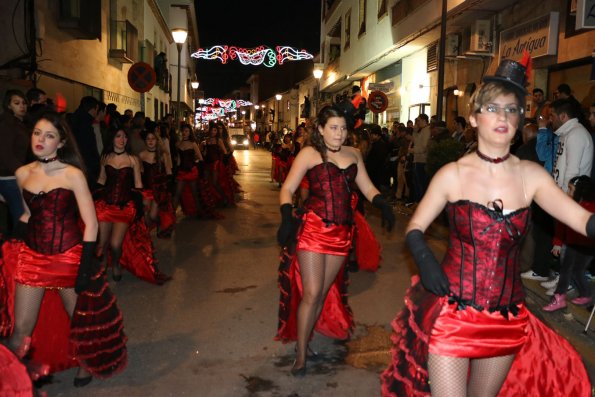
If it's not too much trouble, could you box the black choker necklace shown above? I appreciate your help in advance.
[114,150,126,155]
[326,145,341,153]
[476,149,510,164]
[147,149,157,153]
[38,156,59,163]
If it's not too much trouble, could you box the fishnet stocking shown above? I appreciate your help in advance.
[172,180,202,212]
[294,250,346,368]
[8,285,45,353]
[428,353,469,397]
[428,353,516,397]
[468,354,515,397]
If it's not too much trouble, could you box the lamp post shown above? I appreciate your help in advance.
[313,63,324,116]
[190,81,199,127]
[172,28,188,133]
[275,94,282,132]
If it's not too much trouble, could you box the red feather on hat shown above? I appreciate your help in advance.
[519,50,532,83]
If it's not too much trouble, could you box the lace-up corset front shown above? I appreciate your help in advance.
[23,188,81,254]
[178,149,196,171]
[142,161,166,188]
[442,200,531,312]
[104,165,134,204]
[204,143,221,163]
[303,162,357,225]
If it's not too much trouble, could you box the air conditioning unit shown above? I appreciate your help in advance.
[445,34,460,57]
[459,20,493,57]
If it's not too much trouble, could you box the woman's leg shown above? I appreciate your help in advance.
[148,200,159,225]
[97,221,113,271]
[554,245,574,295]
[8,285,45,353]
[570,246,594,298]
[293,250,345,370]
[109,222,129,280]
[427,353,469,397]
[187,180,203,212]
[59,288,91,379]
[467,354,516,397]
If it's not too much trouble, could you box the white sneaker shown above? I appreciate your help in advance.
[521,270,549,281]
[541,275,560,289]
[545,285,575,296]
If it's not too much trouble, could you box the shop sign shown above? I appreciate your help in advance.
[368,82,394,93]
[368,91,389,113]
[499,12,559,60]
[576,0,595,29]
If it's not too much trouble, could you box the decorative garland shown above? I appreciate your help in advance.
[191,45,313,67]
[200,98,253,108]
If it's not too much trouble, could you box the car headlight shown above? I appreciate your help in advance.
[231,139,237,145]
[243,139,249,146]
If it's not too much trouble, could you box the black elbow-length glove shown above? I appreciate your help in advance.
[75,241,98,294]
[406,229,450,296]
[372,194,395,232]
[277,204,295,247]
[587,215,595,239]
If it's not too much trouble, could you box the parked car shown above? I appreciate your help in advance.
[231,134,250,150]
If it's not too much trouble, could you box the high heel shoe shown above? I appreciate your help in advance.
[112,266,122,282]
[73,376,92,387]
[290,360,306,377]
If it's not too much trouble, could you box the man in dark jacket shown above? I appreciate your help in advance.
[70,96,100,188]
[365,125,390,194]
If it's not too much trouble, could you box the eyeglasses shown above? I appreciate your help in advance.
[479,104,523,118]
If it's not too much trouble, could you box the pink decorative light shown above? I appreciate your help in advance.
[191,46,313,67]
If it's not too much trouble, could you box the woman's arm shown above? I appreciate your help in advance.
[97,156,107,185]
[531,163,592,236]
[279,147,314,204]
[131,155,143,189]
[68,168,98,242]
[218,138,228,155]
[193,143,204,161]
[353,148,381,202]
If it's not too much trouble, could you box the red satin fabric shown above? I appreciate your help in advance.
[142,189,154,201]
[429,301,529,358]
[176,167,198,182]
[95,200,136,224]
[296,212,353,256]
[0,344,33,397]
[15,243,82,288]
[353,210,381,272]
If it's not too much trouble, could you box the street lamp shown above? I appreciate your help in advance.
[172,28,188,133]
[313,63,324,115]
[191,81,199,90]
[275,94,282,132]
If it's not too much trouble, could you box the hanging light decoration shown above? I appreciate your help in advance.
[192,45,313,67]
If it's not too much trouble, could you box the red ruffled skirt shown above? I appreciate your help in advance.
[380,276,592,397]
[0,344,32,397]
[178,166,223,219]
[1,241,127,378]
[95,200,136,224]
[15,243,81,288]
[276,211,354,342]
[142,188,176,238]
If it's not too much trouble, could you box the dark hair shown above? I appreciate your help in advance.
[118,114,132,129]
[557,84,571,96]
[141,129,164,172]
[79,96,99,112]
[157,122,170,139]
[35,111,86,173]
[180,123,196,142]
[310,105,347,162]
[102,126,131,157]
[551,98,578,119]
[97,101,107,113]
[26,88,46,104]
[106,103,117,113]
[569,175,595,202]
[455,116,467,128]
[418,113,429,122]
[2,89,27,113]
[532,88,544,95]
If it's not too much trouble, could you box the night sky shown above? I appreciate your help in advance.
[194,1,321,98]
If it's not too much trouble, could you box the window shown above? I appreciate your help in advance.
[109,20,138,63]
[377,0,387,19]
[345,9,351,50]
[58,0,101,39]
[358,0,367,36]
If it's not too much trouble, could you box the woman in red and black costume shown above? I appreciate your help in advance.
[275,106,394,376]
[381,58,594,396]
[202,123,238,207]
[138,129,175,238]
[3,111,126,388]
[95,127,169,284]
[218,123,240,176]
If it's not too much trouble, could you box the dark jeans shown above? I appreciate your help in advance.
[555,244,594,297]
[0,178,24,231]
[412,163,428,202]
[531,205,557,277]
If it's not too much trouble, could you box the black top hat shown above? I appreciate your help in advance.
[482,59,528,96]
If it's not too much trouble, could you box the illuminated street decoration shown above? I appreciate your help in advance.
[191,46,313,67]
[201,98,253,108]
